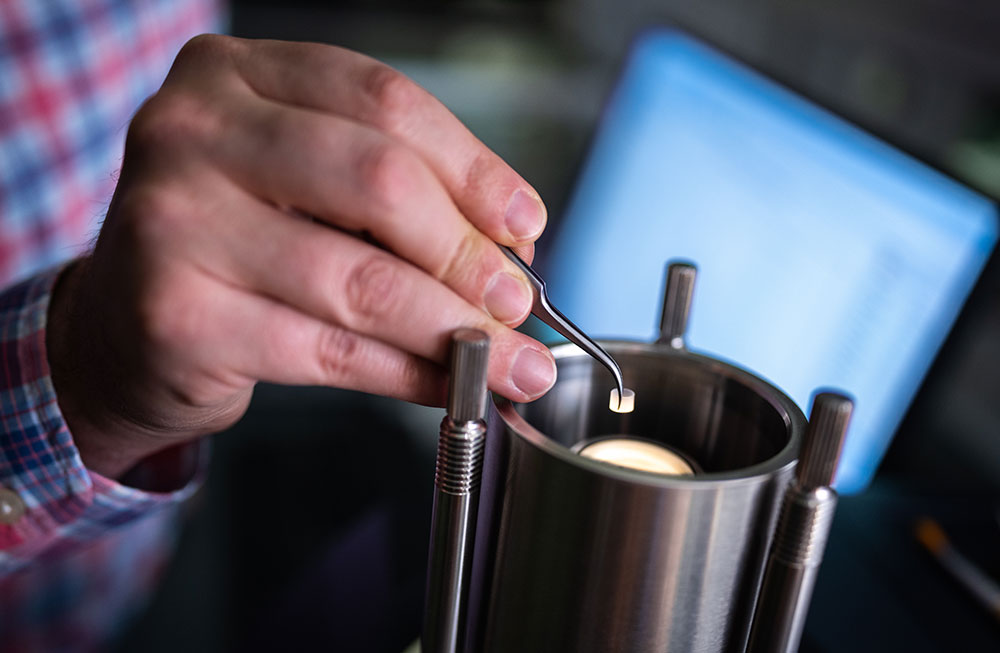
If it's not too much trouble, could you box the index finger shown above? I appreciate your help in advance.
[224,37,548,250]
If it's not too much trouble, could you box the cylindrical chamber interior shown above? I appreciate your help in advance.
[514,346,792,474]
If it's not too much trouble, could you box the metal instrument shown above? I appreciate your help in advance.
[423,329,491,653]
[421,261,853,653]
[466,262,807,652]
[499,245,625,407]
[747,391,853,653]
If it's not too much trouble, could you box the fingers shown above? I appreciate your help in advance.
[218,37,548,247]
[213,103,536,326]
[144,36,543,320]
[207,286,450,406]
[115,35,559,415]
[195,193,556,401]
[141,259,447,405]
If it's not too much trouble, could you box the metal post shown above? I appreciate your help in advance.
[747,391,854,653]
[423,329,491,653]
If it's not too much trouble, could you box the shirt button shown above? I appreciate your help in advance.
[0,488,26,524]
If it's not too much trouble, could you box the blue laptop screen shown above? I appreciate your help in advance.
[542,30,998,493]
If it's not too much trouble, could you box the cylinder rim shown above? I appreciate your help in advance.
[493,340,806,489]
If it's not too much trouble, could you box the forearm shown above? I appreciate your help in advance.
[0,265,201,575]
[47,259,190,479]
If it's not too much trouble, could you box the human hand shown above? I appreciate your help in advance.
[47,35,556,478]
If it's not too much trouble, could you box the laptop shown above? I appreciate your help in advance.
[539,29,999,494]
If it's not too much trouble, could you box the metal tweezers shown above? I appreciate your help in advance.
[500,246,625,408]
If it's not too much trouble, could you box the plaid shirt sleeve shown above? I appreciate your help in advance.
[0,0,225,646]
[0,264,204,575]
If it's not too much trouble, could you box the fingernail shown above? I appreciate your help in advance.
[505,189,546,242]
[484,272,532,324]
[511,347,557,398]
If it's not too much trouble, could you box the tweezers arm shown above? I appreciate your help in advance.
[498,245,625,403]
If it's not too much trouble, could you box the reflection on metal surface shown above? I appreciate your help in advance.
[578,437,694,475]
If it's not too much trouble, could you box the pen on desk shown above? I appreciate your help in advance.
[914,516,1000,622]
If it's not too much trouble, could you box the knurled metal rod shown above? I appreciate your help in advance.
[423,329,491,653]
[658,261,697,349]
[747,391,854,653]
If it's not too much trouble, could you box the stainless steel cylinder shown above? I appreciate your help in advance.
[464,340,806,653]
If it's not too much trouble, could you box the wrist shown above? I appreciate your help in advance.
[46,259,168,478]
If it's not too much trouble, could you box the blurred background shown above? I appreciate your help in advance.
[112,1,1000,651]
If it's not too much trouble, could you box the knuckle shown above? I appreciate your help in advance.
[126,96,171,151]
[176,33,237,64]
[460,151,496,200]
[438,229,487,286]
[126,91,216,154]
[460,152,528,239]
[358,141,419,212]
[116,185,193,244]
[344,254,404,326]
[170,387,214,412]
[139,280,204,352]
[166,377,241,414]
[362,64,422,131]
[316,326,362,382]
[250,105,294,153]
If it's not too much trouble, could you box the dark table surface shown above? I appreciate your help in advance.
[803,481,1000,652]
